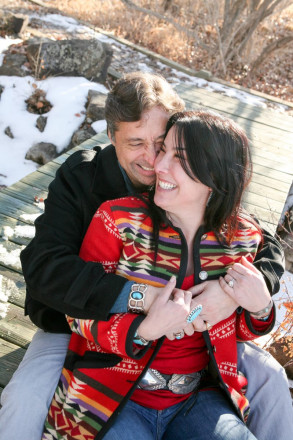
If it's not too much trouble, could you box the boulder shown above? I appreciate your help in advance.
[0,12,28,36]
[0,53,28,76]
[25,142,57,165]
[26,39,113,82]
[86,90,106,121]
[70,126,97,147]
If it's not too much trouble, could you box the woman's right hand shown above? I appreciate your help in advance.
[136,276,192,342]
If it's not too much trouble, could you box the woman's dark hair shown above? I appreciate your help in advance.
[149,109,260,248]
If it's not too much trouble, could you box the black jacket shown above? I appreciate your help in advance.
[21,145,285,333]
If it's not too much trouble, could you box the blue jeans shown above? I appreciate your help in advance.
[103,390,257,440]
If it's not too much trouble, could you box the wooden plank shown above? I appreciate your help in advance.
[243,202,281,232]
[0,266,26,308]
[243,190,284,215]
[176,84,293,132]
[253,164,292,185]
[0,192,43,224]
[250,172,289,195]
[20,170,54,190]
[0,239,23,273]
[247,181,288,204]
[0,339,26,388]
[0,303,36,348]
[182,96,293,148]
[1,181,48,205]
[0,213,33,246]
[36,161,61,178]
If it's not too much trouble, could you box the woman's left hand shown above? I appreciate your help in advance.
[219,256,272,313]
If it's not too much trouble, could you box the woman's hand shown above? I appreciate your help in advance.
[182,280,238,332]
[137,276,192,341]
[219,256,272,313]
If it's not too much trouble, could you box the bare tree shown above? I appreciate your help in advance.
[119,0,292,75]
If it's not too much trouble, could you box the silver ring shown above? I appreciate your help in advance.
[174,331,184,340]
[228,279,234,288]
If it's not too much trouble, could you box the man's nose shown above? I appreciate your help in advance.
[144,144,158,165]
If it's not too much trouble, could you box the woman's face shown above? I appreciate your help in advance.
[154,126,210,217]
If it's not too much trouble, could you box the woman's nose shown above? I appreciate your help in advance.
[155,152,168,173]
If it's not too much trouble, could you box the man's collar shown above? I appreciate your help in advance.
[117,162,135,195]
[92,144,128,200]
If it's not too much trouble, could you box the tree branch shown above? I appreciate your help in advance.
[250,35,293,72]
[119,0,210,51]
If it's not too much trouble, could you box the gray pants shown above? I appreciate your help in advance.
[0,330,292,440]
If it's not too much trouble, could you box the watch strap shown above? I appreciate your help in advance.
[250,298,273,319]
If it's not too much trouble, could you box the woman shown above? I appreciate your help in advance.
[42,110,275,440]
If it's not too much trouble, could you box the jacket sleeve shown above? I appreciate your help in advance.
[67,202,150,359]
[236,305,276,341]
[20,150,128,333]
[253,228,285,295]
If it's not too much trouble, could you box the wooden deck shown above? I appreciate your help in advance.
[0,83,293,397]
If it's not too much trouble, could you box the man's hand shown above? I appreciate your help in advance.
[219,256,272,313]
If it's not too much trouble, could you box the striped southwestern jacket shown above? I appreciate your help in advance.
[42,196,275,440]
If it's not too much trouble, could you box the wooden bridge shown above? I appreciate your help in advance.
[0,82,293,398]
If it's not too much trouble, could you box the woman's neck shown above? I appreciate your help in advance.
[166,209,205,242]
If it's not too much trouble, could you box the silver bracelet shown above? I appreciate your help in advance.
[128,283,147,313]
[250,299,273,319]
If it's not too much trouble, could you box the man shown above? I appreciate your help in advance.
[0,72,292,440]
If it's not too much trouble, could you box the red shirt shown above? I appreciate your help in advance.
[131,275,209,409]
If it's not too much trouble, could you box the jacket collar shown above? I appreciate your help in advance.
[92,144,129,201]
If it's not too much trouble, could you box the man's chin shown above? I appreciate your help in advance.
[134,175,155,189]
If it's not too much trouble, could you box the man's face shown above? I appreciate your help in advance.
[109,106,170,189]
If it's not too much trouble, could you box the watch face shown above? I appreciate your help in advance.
[131,291,143,300]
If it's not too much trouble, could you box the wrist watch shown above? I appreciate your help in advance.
[128,283,147,313]
[250,299,273,320]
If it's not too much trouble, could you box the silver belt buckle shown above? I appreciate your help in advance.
[138,369,167,391]
[138,368,203,394]
[168,372,202,394]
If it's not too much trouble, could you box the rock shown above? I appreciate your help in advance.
[86,90,106,121]
[267,338,293,379]
[25,142,57,165]
[36,115,47,132]
[10,14,29,35]
[70,126,97,147]
[26,39,113,82]
[0,54,28,76]
[0,11,28,36]
[4,126,14,138]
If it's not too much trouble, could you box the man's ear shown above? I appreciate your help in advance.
[108,129,115,146]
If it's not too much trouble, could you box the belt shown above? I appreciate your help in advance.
[137,368,205,395]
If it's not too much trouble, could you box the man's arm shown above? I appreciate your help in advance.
[253,227,285,295]
[21,148,129,333]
